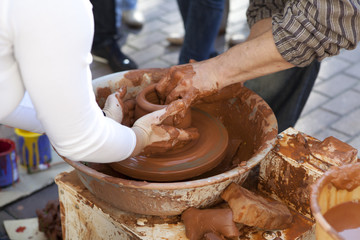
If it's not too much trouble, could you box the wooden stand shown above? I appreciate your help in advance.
[54,128,360,239]
[55,171,187,240]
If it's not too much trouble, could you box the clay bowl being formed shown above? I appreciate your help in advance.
[109,84,229,182]
[62,70,278,216]
[134,83,192,129]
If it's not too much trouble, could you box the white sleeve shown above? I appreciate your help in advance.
[1,92,45,133]
[10,0,136,163]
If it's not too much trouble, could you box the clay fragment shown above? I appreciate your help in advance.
[181,207,240,240]
[203,232,225,240]
[308,136,358,165]
[221,183,293,230]
[36,200,62,240]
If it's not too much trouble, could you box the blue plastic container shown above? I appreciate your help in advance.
[14,129,52,173]
[0,138,19,188]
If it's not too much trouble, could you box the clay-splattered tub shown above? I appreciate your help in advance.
[63,69,278,216]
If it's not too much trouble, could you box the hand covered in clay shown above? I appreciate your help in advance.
[155,62,220,111]
[94,68,171,109]
[131,100,200,156]
[102,86,135,126]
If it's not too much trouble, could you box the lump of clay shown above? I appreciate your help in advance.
[36,200,62,240]
[221,183,292,230]
[181,207,239,240]
[308,136,358,165]
[203,232,225,240]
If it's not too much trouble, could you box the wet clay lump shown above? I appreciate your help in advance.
[221,183,293,230]
[181,207,239,240]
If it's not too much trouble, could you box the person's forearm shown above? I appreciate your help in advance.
[200,18,293,89]
[210,29,294,89]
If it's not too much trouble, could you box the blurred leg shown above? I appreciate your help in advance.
[177,0,191,26]
[178,0,225,64]
[91,0,117,45]
[91,0,137,72]
[121,0,137,10]
[120,0,143,28]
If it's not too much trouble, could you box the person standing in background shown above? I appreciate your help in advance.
[175,0,226,64]
[91,0,138,72]
[156,0,360,133]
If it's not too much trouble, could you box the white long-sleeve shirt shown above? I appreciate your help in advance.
[0,0,136,162]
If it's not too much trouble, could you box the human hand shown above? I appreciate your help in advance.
[94,68,170,109]
[155,62,219,115]
[102,86,135,126]
[131,100,199,156]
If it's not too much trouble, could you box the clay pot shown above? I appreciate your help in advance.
[310,163,360,240]
[111,83,228,182]
[66,70,278,216]
[110,107,229,182]
[134,84,191,129]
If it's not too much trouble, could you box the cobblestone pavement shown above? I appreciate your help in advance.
[91,0,360,155]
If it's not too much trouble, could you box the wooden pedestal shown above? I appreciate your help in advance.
[55,171,187,240]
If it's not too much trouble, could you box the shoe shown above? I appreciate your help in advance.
[166,33,184,46]
[122,9,144,29]
[92,39,138,72]
[228,33,247,47]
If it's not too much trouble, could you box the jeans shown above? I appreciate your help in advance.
[177,0,225,64]
[245,60,321,133]
[120,0,137,10]
[91,0,138,44]
[116,0,138,27]
[91,0,117,45]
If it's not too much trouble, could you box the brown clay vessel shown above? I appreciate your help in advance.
[110,108,229,181]
[134,84,191,128]
[64,70,278,216]
[110,83,229,182]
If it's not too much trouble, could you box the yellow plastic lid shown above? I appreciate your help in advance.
[14,128,42,138]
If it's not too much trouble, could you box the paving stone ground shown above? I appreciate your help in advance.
[1,0,360,239]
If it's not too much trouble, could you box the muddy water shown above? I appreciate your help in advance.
[323,201,360,240]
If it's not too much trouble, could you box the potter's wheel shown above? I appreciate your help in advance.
[110,108,229,182]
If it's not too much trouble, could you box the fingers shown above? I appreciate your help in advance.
[143,125,199,155]
[159,100,186,122]
[163,98,192,125]
[177,127,199,141]
[116,86,127,99]
[152,125,199,145]
[124,98,135,110]
[121,99,136,127]
[155,66,179,102]
[111,87,126,114]
[137,101,185,126]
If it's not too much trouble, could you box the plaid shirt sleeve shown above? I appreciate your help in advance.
[247,0,360,67]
